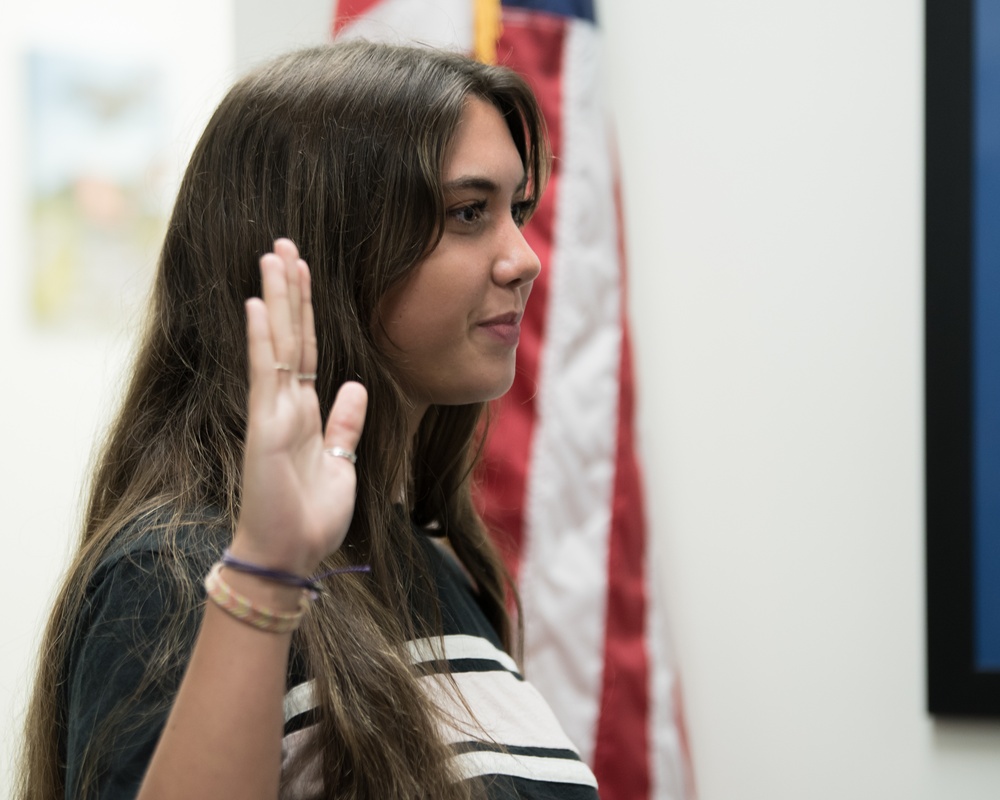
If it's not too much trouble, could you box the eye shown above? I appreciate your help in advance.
[511,200,533,228]
[449,201,486,225]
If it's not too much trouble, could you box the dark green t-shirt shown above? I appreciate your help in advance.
[63,520,600,799]
[64,522,221,798]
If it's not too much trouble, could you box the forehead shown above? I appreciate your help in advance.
[442,98,524,184]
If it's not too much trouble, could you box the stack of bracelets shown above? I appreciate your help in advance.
[204,550,370,633]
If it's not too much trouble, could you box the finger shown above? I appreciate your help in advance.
[274,239,303,370]
[260,251,295,379]
[323,381,368,456]
[245,298,277,410]
[298,259,318,384]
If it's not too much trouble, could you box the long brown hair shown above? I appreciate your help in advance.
[17,41,549,799]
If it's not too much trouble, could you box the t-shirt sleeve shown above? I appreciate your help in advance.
[64,547,209,800]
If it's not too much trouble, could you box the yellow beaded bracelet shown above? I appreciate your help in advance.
[204,562,310,633]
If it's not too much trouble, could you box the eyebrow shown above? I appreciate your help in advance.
[443,174,528,195]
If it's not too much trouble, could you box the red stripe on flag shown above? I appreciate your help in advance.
[332,0,386,34]
[479,11,567,579]
[590,171,652,798]
[592,323,652,798]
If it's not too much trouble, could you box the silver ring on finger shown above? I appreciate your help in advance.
[297,372,317,381]
[274,362,293,372]
[324,446,358,465]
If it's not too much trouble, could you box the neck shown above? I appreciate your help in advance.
[406,401,428,443]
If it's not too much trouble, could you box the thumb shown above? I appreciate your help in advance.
[323,381,368,455]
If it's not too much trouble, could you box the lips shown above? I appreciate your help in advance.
[477,312,522,346]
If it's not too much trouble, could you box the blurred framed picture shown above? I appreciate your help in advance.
[926,0,1000,716]
[26,50,168,332]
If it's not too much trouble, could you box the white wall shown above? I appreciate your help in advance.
[2,1,999,798]
[602,1,1000,798]
[0,0,235,792]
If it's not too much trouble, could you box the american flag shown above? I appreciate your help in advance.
[332,2,695,798]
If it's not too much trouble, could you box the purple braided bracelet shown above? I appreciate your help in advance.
[221,549,371,599]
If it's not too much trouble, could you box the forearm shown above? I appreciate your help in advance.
[136,242,365,798]
[137,574,300,800]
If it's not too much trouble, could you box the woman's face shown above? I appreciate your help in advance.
[378,97,541,425]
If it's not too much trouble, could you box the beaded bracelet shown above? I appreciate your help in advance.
[204,562,309,634]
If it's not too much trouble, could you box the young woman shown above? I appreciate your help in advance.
[16,40,601,800]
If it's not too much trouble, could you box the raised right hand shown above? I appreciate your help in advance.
[231,238,368,577]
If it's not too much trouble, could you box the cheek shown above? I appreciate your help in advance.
[374,288,425,364]
[376,297,448,361]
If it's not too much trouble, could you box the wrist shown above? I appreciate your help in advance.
[228,532,321,579]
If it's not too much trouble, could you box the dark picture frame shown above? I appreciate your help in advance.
[926,0,1000,716]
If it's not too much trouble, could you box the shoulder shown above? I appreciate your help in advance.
[97,506,228,563]
[72,507,228,643]
[87,508,228,592]
[69,507,230,674]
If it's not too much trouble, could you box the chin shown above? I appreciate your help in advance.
[483,373,517,402]
[436,378,517,407]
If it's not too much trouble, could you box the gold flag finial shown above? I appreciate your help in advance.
[473,0,503,64]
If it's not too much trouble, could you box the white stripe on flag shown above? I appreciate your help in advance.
[519,17,621,766]
[336,0,472,51]
[648,544,691,800]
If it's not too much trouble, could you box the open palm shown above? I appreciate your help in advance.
[232,239,367,577]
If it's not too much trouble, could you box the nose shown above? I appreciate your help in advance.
[494,222,542,288]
